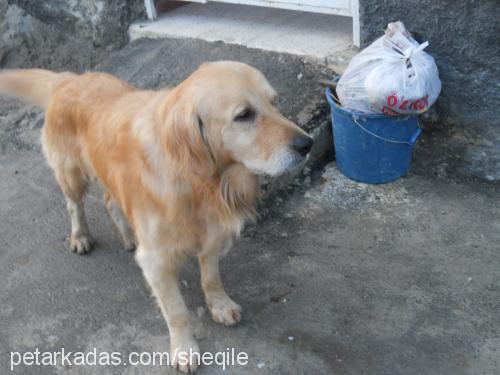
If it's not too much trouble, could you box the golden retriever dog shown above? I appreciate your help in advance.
[0,62,313,372]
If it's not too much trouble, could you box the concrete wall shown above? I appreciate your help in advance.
[359,0,499,131]
[6,0,144,47]
[359,0,500,180]
[0,0,144,70]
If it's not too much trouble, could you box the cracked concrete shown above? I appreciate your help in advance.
[1,38,499,375]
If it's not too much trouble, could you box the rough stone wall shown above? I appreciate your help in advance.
[7,0,144,47]
[359,0,499,131]
[359,0,500,181]
[0,0,144,70]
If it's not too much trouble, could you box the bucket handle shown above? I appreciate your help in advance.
[325,87,340,106]
[325,88,422,145]
[352,116,422,146]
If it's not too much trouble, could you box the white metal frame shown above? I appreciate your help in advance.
[144,0,360,46]
[351,0,360,47]
[144,0,157,20]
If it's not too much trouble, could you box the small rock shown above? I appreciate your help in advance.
[288,336,294,341]
[296,73,303,80]
[196,306,206,318]
[181,279,189,288]
[284,213,293,219]
[302,167,311,176]
[257,362,266,369]
[280,231,288,238]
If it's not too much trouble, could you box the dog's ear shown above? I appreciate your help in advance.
[158,92,215,176]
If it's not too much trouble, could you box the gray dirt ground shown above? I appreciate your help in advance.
[1,38,499,375]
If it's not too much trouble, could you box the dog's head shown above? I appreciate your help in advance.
[160,61,313,176]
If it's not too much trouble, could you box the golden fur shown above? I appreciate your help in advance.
[0,61,313,372]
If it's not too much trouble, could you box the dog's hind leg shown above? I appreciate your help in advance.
[42,115,93,254]
[52,162,94,254]
[104,191,136,251]
[198,237,242,326]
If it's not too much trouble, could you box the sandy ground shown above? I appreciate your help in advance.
[1,38,499,374]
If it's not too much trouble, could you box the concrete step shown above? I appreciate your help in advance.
[129,2,358,73]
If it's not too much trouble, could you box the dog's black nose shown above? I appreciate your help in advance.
[291,136,314,156]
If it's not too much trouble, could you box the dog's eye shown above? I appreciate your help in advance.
[234,108,255,122]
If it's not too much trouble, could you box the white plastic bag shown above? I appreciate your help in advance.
[337,21,441,115]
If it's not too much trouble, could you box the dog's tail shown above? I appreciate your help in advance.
[0,69,74,109]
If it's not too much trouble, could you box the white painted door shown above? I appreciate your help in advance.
[254,0,353,17]
[144,0,360,46]
[197,0,353,16]
[270,0,350,11]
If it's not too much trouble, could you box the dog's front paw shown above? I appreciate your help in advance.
[70,232,94,254]
[171,338,200,373]
[209,298,242,326]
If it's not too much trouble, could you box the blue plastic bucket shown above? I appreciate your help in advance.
[325,88,422,184]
